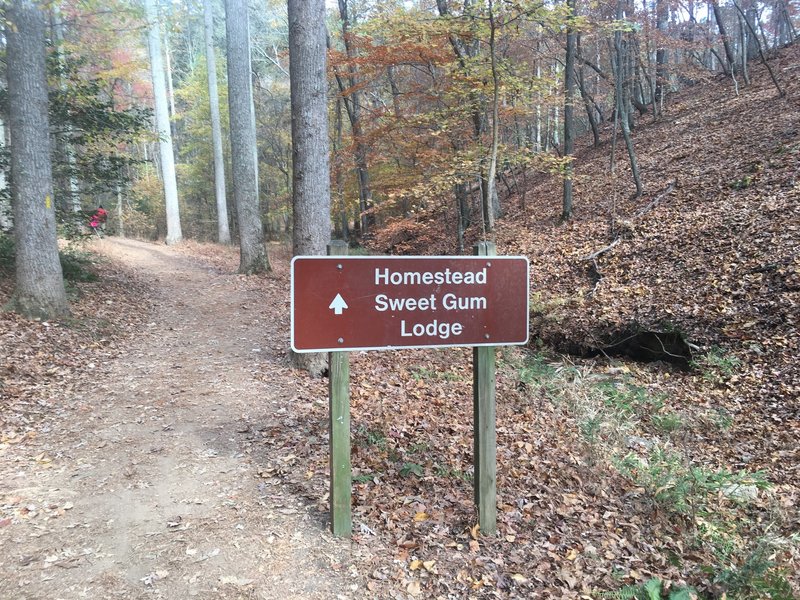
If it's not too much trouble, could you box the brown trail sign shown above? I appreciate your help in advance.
[291,256,529,352]
[293,244,530,538]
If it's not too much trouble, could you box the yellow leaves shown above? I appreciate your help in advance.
[515,440,533,454]
[407,557,437,597]
[565,547,580,560]
[1,431,34,445]
[33,452,52,465]
[470,523,480,539]
[410,559,436,572]
[413,511,429,522]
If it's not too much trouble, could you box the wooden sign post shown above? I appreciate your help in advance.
[292,243,528,537]
[473,242,497,535]
[327,241,352,537]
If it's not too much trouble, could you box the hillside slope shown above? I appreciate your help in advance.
[373,45,800,482]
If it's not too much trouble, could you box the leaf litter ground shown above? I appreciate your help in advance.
[1,233,797,598]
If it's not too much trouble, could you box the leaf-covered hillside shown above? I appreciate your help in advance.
[371,44,800,484]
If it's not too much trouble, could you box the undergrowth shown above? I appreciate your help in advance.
[0,233,99,283]
[512,351,798,599]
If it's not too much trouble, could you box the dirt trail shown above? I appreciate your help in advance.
[0,238,359,600]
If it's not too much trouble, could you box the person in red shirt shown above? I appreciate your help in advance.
[93,205,108,224]
[89,205,108,235]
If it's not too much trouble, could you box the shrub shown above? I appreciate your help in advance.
[59,245,99,282]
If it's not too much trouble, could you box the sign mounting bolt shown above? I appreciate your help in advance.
[338,337,344,344]
[337,264,343,269]
[485,334,490,339]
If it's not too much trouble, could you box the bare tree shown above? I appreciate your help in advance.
[654,0,669,107]
[333,0,373,237]
[712,0,738,77]
[203,0,231,244]
[144,0,183,245]
[563,0,577,220]
[611,0,642,198]
[225,0,270,273]
[289,0,332,375]
[6,0,70,319]
[485,0,501,232]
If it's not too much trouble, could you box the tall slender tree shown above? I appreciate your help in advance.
[612,0,642,198]
[203,0,231,245]
[654,0,669,108]
[289,0,331,375]
[563,0,577,220]
[50,1,81,214]
[225,0,270,274]
[484,0,501,233]
[333,0,373,237]
[144,0,183,245]
[0,115,11,231]
[6,0,70,319]
[712,0,738,77]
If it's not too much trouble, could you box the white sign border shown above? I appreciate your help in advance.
[290,255,530,353]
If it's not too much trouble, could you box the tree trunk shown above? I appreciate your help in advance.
[0,116,11,231]
[116,185,125,238]
[654,0,669,106]
[7,0,70,319]
[51,2,81,214]
[613,1,643,198]
[203,0,231,245]
[563,0,577,221]
[534,56,543,151]
[225,0,270,273]
[289,0,331,376]
[484,0,501,233]
[164,32,177,121]
[333,97,346,241]
[334,0,373,237]
[436,0,498,233]
[733,0,786,96]
[144,0,183,245]
[712,0,738,76]
[456,182,470,254]
[577,65,601,147]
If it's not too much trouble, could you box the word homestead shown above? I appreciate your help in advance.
[291,256,529,352]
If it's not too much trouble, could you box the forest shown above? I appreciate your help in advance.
[0,0,799,598]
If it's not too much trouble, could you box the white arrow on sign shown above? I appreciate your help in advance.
[328,293,348,315]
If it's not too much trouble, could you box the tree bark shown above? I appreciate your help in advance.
[0,116,11,231]
[7,0,70,319]
[144,0,183,245]
[334,0,374,238]
[712,0,738,76]
[51,2,81,214]
[733,0,786,96]
[203,0,231,245]
[654,0,669,106]
[484,0,501,233]
[612,1,642,198]
[563,0,577,221]
[577,65,601,147]
[225,0,270,273]
[289,0,332,376]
